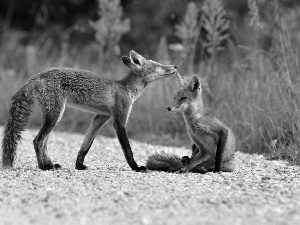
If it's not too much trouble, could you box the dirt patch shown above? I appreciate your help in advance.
[0,128,300,225]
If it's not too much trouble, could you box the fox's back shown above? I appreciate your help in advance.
[36,67,114,90]
[34,68,122,114]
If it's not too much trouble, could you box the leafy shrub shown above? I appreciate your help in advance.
[90,0,130,65]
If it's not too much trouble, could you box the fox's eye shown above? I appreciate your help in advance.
[181,97,187,101]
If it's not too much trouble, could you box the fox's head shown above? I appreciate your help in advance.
[167,73,202,113]
[122,50,177,83]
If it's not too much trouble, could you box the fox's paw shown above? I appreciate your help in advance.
[40,163,61,171]
[54,164,62,169]
[134,166,147,172]
[181,156,190,165]
[213,169,221,173]
[180,167,188,173]
[75,163,88,170]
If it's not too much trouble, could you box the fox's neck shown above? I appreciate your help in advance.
[120,71,148,101]
[182,98,205,126]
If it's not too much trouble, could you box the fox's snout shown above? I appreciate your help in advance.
[168,102,188,113]
[167,106,180,112]
[165,65,177,74]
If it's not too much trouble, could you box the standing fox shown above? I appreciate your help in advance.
[146,72,236,173]
[2,50,177,171]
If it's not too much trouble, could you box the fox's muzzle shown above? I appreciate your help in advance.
[163,65,177,76]
[167,106,181,112]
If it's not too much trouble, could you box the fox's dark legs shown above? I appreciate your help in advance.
[214,129,228,172]
[75,110,146,172]
[113,119,146,172]
[75,114,111,170]
[33,102,65,170]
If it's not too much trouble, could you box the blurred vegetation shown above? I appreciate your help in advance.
[1,0,300,163]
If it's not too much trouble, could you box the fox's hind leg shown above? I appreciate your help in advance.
[75,114,111,170]
[214,129,228,172]
[181,147,211,173]
[33,97,66,170]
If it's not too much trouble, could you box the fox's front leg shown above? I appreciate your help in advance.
[113,118,146,172]
[76,114,111,170]
[191,143,200,158]
[181,144,199,166]
[214,129,228,172]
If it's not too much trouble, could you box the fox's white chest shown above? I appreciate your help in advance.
[189,131,217,154]
[128,88,145,102]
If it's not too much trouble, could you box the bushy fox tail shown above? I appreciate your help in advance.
[2,80,36,169]
[146,153,184,172]
[146,153,227,173]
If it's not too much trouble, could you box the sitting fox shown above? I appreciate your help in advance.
[2,50,177,171]
[146,72,236,173]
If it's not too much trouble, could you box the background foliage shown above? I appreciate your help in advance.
[1,0,300,163]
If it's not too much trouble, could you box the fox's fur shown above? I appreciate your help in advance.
[2,50,177,171]
[146,152,213,173]
[146,73,236,173]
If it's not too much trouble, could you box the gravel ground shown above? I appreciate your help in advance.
[0,128,300,225]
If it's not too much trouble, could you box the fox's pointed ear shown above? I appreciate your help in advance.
[129,50,146,66]
[189,76,201,92]
[122,56,132,70]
